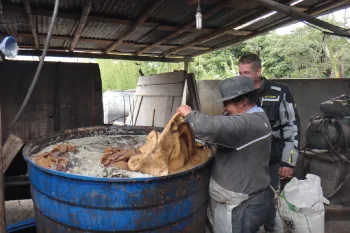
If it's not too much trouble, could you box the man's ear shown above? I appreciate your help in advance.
[257,68,262,77]
[240,98,248,107]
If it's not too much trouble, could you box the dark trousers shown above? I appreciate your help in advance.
[231,188,271,233]
[264,163,280,232]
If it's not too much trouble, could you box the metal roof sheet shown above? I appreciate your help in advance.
[1,0,348,60]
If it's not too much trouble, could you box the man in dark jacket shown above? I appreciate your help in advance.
[239,54,300,232]
[177,76,272,233]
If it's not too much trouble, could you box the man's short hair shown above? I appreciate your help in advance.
[239,54,262,70]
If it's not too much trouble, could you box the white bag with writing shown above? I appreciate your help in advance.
[279,174,330,233]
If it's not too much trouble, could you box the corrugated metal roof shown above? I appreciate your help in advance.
[167,30,209,45]
[137,30,172,44]
[81,21,129,40]
[200,34,239,47]
[92,0,154,19]
[1,0,349,60]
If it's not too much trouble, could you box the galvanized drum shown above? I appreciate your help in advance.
[23,126,212,233]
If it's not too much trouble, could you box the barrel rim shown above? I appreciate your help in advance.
[23,125,213,182]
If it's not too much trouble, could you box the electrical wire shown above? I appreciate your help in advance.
[8,0,60,134]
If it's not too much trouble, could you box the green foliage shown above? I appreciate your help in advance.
[139,62,184,76]
[96,59,184,92]
[97,59,140,92]
[97,15,350,92]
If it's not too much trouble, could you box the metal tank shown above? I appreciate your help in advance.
[23,126,212,233]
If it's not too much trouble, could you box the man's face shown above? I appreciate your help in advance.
[223,100,246,115]
[238,63,262,88]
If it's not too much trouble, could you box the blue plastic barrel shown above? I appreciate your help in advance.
[7,218,36,233]
[23,126,212,233]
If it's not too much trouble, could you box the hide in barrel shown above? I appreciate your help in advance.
[23,126,212,233]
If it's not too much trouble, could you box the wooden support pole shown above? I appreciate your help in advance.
[255,0,350,37]
[136,0,234,55]
[184,60,189,71]
[105,0,165,53]
[69,0,92,52]
[1,135,24,174]
[23,0,39,50]
[0,106,6,233]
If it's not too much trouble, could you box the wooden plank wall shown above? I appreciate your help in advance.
[132,71,186,127]
[0,60,103,176]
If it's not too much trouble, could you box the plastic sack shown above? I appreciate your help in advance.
[279,174,330,233]
[209,178,248,233]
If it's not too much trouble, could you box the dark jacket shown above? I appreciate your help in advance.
[258,78,300,167]
[186,110,271,195]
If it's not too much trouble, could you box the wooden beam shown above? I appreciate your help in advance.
[224,30,253,36]
[0,106,5,233]
[1,134,24,174]
[156,25,215,33]
[255,0,350,37]
[69,0,92,52]
[192,0,350,56]
[105,0,165,53]
[17,50,193,63]
[16,33,211,51]
[136,0,234,55]
[162,0,313,56]
[23,0,39,50]
[2,3,217,35]
[165,27,252,56]
[0,1,12,36]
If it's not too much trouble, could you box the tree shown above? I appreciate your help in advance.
[96,11,350,92]
[97,59,140,92]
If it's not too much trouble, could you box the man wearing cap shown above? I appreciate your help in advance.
[238,54,300,233]
[177,76,272,233]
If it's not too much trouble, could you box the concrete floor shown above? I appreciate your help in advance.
[5,200,350,233]
[6,199,34,225]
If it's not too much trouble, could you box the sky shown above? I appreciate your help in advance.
[276,8,349,34]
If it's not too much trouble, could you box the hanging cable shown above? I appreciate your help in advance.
[8,0,60,133]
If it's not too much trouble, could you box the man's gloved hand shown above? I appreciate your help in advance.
[279,167,293,178]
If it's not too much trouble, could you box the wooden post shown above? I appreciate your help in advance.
[255,0,350,37]
[184,60,188,72]
[1,135,24,174]
[0,106,6,233]
[152,109,155,127]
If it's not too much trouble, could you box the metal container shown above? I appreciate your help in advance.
[23,126,212,233]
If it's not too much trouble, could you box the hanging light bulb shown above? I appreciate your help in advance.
[196,1,202,30]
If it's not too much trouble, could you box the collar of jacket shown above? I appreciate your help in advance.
[259,77,271,95]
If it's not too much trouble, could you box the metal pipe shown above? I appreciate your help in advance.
[255,0,350,37]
